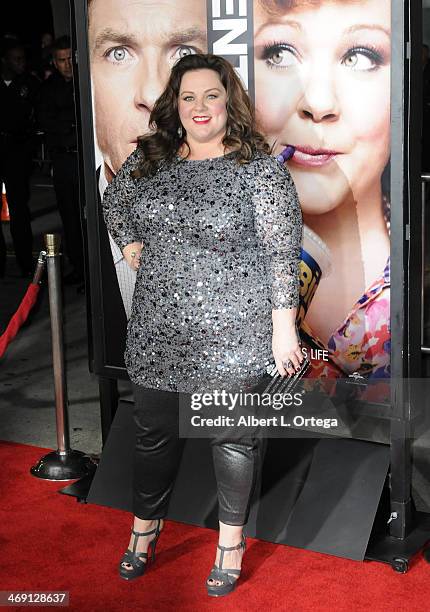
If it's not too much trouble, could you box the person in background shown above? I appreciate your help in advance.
[37,35,84,286]
[0,40,39,278]
[32,32,54,81]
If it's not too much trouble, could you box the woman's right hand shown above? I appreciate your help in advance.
[123,242,143,271]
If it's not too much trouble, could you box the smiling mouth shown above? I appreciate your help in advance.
[193,116,211,124]
[288,145,341,168]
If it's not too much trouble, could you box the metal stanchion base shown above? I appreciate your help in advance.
[30,450,97,481]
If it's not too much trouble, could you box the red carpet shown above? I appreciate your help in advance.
[1,440,429,611]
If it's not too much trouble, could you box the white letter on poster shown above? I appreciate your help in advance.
[213,19,247,56]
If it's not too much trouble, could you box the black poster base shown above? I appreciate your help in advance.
[365,512,430,573]
[59,472,94,502]
[278,438,389,560]
[66,401,396,561]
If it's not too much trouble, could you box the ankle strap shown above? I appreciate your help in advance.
[217,535,246,552]
[132,526,157,537]
[131,519,161,538]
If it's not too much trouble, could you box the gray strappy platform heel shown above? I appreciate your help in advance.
[206,535,246,597]
[119,519,161,581]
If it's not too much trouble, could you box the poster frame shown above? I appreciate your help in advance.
[72,0,422,428]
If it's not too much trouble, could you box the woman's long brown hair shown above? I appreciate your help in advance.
[132,54,270,178]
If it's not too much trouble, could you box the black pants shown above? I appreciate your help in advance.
[133,385,261,526]
[0,145,34,275]
[52,153,84,277]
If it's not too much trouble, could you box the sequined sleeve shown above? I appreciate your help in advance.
[102,147,144,251]
[251,155,303,309]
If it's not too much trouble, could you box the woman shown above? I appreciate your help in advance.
[102,53,303,596]
[254,0,391,378]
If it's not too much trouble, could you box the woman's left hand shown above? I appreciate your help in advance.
[272,324,303,377]
[123,241,143,271]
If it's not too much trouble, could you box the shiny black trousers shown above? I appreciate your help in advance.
[133,385,261,526]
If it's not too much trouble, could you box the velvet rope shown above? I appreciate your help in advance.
[0,283,40,358]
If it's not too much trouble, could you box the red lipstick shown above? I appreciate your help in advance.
[193,116,211,124]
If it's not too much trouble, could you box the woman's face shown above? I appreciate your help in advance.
[178,69,228,147]
[254,0,391,215]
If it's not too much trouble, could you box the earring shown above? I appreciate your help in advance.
[177,125,183,138]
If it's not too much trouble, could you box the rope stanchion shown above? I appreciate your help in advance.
[30,233,95,481]
[0,251,46,359]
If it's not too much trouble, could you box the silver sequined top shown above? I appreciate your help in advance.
[102,148,302,393]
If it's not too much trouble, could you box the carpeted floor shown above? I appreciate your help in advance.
[1,440,429,611]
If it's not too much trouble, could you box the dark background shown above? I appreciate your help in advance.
[2,2,54,43]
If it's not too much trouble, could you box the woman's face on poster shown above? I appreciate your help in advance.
[254,0,391,215]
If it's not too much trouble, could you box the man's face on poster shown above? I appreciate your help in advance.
[88,0,207,178]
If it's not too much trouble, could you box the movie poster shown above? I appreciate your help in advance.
[85,0,391,381]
